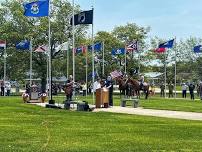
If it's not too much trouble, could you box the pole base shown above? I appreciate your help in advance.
[45,103,62,109]
[48,99,55,104]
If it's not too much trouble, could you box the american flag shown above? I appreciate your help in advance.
[0,40,6,49]
[34,45,48,52]
[110,70,123,79]
[126,41,138,51]
[75,46,86,54]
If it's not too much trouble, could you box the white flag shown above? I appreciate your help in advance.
[55,42,68,52]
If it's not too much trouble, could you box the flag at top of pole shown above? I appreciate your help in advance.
[159,39,175,49]
[126,41,138,51]
[155,39,175,53]
[23,0,49,17]
[88,42,102,51]
[70,9,93,25]
[111,48,125,55]
[34,45,48,52]
[193,45,202,53]
[0,40,6,49]
[16,40,30,50]
[75,46,86,54]
[155,47,166,53]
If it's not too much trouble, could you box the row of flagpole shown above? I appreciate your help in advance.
[5,0,202,101]
[0,0,181,102]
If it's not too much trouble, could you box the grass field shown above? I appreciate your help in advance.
[1,97,202,151]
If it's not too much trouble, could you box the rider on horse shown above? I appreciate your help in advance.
[123,74,129,85]
[139,74,144,90]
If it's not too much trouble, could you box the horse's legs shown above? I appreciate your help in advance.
[145,89,149,99]
[136,90,140,99]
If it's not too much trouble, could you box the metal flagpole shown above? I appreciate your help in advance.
[174,37,177,98]
[29,39,32,86]
[164,52,167,98]
[138,53,141,74]
[67,41,69,80]
[72,0,75,99]
[3,41,6,97]
[92,7,95,105]
[46,53,49,96]
[137,41,140,74]
[48,0,52,103]
[124,47,127,74]
[102,41,105,77]
[86,46,88,97]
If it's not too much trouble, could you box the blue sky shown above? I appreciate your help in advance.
[76,0,202,39]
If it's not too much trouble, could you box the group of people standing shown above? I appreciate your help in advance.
[159,82,202,100]
[181,82,202,100]
[160,83,175,98]
[0,82,11,96]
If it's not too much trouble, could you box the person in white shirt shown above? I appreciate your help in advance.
[93,78,101,92]
[5,82,11,96]
[182,83,188,98]
[81,81,87,96]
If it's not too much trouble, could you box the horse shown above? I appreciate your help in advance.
[116,77,129,98]
[127,78,150,99]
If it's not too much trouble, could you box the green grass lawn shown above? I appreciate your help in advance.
[1,97,202,151]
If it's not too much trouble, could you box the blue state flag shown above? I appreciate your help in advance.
[193,45,202,53]
[23,0,49,17]
[88,42,102,52]
[159,39,174,49]
[111,48,125,55]
[16,40,30,50]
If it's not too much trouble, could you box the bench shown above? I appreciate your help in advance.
[121,97,139,108]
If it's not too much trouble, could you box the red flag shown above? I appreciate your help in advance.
[155,47,166,53]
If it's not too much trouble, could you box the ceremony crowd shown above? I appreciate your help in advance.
[1,74,202,103]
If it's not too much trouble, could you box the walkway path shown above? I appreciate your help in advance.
[94,107,202,121]
[30,102,202,121]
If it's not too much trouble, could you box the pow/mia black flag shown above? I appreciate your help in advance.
[70,10,93,25]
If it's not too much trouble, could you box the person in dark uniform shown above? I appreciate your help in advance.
[25,83,30,95]
[1,82,4,96]
[160,83,165,97]
[104,76,113,106]
[168,82,174,98]
[189,82,195,100]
